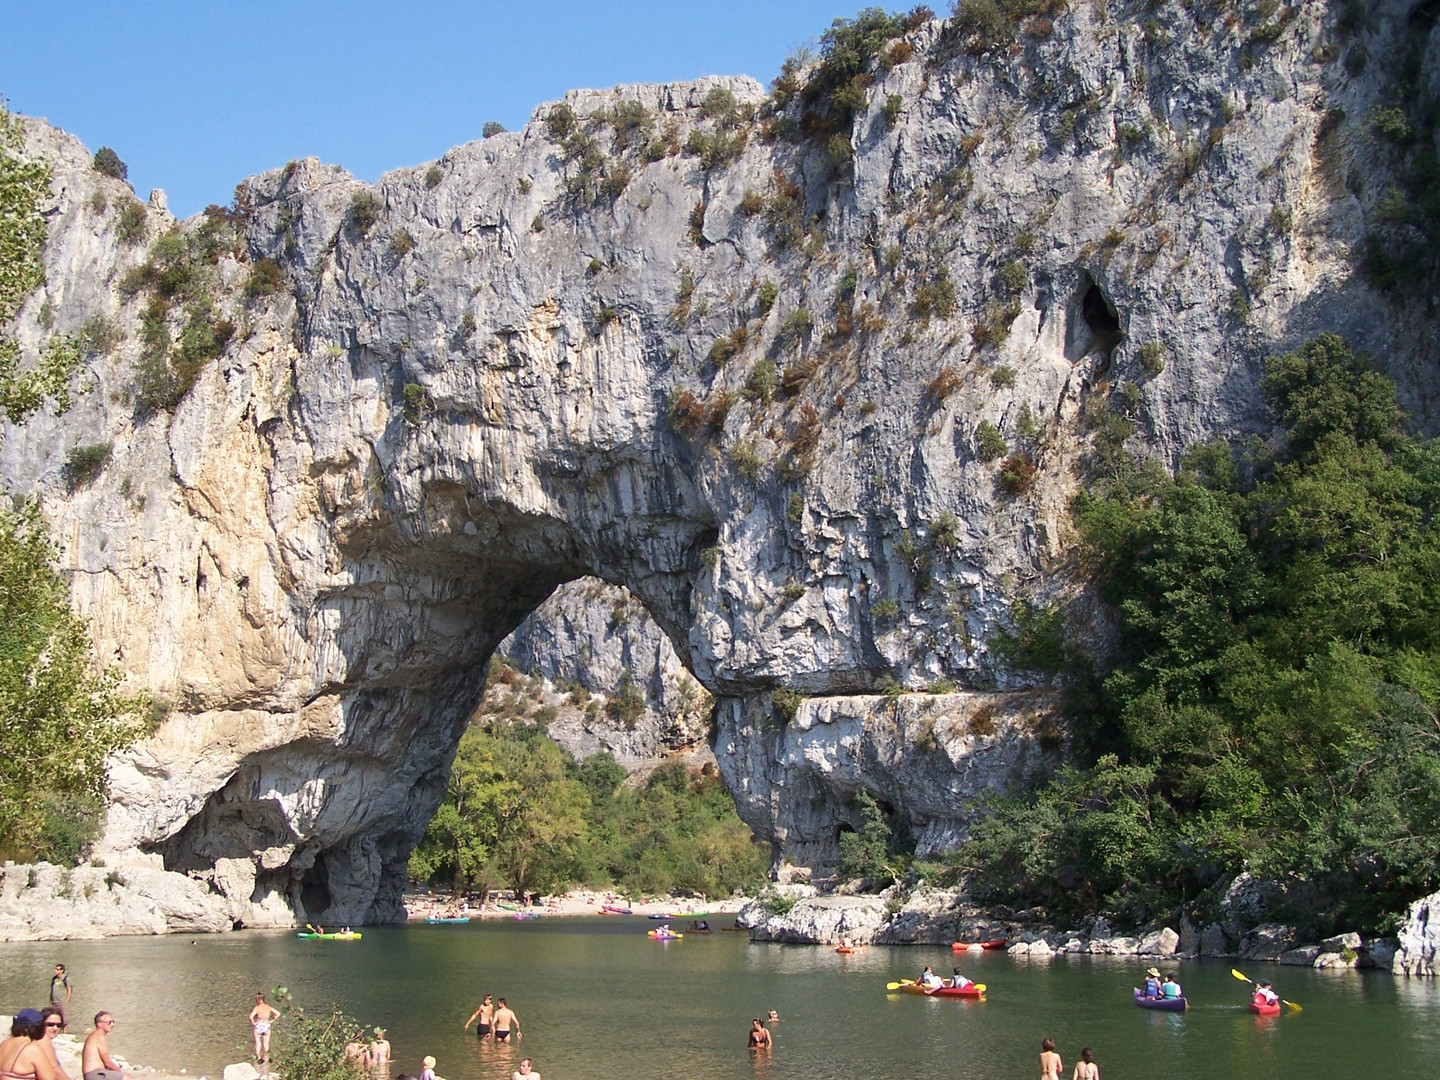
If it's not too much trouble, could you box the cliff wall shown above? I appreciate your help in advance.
[1,1,1433,924]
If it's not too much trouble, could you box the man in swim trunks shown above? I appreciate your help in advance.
[510,1058,539,1080]
[249,993,280,1064]
[492,1000,519,1043]
[462,996,493,1040]
[49,967,72,1030]
[81,1014,127,1080]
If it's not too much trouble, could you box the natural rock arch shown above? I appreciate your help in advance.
[7,5,1440,924]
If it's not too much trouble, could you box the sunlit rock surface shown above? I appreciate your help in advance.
[2,2,1435,924]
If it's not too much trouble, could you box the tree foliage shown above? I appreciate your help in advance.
[0,503,152,863]
[961,335,1440,935]
[410,726,766,899]
[269,988,369,1080]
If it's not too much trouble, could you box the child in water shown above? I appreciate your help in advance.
[420,1056,438,1080]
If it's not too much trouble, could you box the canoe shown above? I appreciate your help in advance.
[952,938,1008,950]
[1250,996,1281,1016]
[601,905,633,915]
[1133,988,1187,1012]
[897,980,984,998]
[296,931,362,940]
[424,916,469,924]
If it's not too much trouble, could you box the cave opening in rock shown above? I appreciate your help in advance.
[1066,270,1125,365]
[299,863,331,920]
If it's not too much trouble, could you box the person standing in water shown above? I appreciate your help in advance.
[510,1059,539,1080]
[747,1019,772,1049]
[369,1029,391,1071]
[49,966,73,1030]
[1072,1047,1099,1080]
[1040,1038,1063,1080]
[462,996,493,1039]
[492,1000,519,1043]
[250,993,280,1064]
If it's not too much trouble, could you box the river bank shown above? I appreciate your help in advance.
[401,887,747,921]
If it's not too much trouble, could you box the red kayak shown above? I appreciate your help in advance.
[1250,994,1281,1016]
[952,939,1007,950]
[897,980,985,998]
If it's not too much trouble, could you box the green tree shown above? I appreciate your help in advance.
[837,790,896,886]
[0,502,151,862]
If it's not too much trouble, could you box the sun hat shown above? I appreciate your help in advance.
[1146,967,1161,977]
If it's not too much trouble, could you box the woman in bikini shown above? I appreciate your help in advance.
[1040,1038,1063,1080]
[1072,1047,1099,1080]
[0,1009,65,1080]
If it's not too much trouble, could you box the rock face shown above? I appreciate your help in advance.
[0,861,231,941]
[1,3,1435,924]
[1394,891,1440,976]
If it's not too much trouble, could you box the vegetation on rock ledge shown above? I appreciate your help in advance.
[957,334,1440,938]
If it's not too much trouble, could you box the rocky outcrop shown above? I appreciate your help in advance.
[2,2,1437,924]
[494,578,716,769]
[0,860,232,941]
[1394,891,1440,976]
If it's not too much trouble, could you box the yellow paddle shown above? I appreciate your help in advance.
[1230,967,1302,1012]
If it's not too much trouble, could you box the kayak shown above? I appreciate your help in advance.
[1134,988,1187,1012]
[425,916,470,924]
[601,905,633,915]
[952,938,1008,950]
[897,980,984,998]
[648,930,683,939]
[1250,996,1281,1016]
[835,946,856,954]
[513,911,541,920]
[296,931,362,940]
[721,925,747,932]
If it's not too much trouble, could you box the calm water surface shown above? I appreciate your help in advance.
[0,919,1435,1080]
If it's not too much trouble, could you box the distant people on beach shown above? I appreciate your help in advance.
[510,1058,539,1080]
[49,965,72,1029]
[463,995,494,1039]
[82,1012,128,1080]
[1,1008,65,1080]
[250,992,280,1064]
[492,1000,519,1043]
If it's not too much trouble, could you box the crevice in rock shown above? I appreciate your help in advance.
[1065,271,1124,367]
[299,862,331,920]
[1410,0,1440,28]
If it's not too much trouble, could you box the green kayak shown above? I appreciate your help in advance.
[295,931,362,940]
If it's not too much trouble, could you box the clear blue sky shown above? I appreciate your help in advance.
[2,1,872,218]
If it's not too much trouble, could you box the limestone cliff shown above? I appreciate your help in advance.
[2,1,1435,925]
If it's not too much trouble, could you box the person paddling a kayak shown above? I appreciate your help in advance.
[948,968,973,989]
[918,966,943,989]
[1161,974,1182,1000]
[1141,967,1162,998]
[1254,981,1280,1008]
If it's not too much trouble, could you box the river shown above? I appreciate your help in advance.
[0,919,1434,1080]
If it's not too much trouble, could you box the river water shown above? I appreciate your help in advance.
[0,918,1434,1080]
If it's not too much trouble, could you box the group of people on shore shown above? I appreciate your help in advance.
[0,1006,129,1080]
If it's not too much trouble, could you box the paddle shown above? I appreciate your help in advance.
[1230,968,1302,1012]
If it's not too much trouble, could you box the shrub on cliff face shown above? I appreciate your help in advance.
[92,147,127,181]
[269,989,369,1080]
